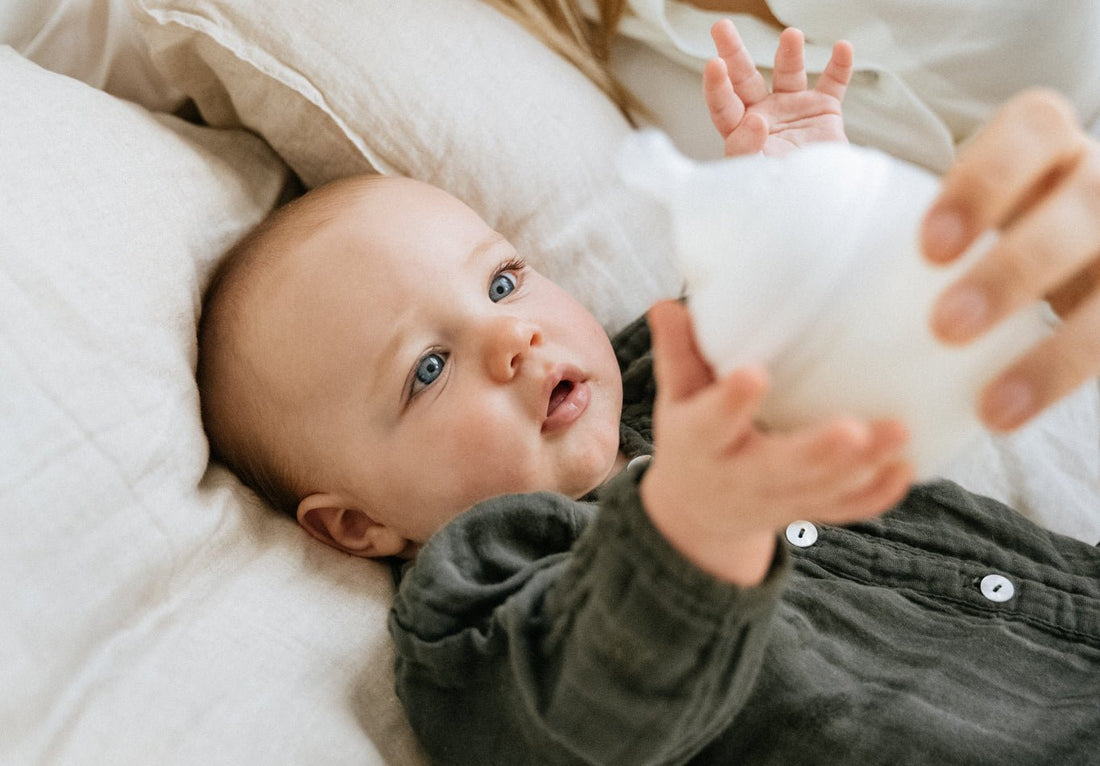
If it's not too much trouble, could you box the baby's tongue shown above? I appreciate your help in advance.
[547,381,573,414]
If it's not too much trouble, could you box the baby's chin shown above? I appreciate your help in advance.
[563,440,625,500]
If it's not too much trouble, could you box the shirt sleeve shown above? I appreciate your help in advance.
[389,463,790,765]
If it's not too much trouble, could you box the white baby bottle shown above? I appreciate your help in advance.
[619,131,1051,479]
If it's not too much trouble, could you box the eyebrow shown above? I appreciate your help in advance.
[369,230,510,414]
[466,231,508,266]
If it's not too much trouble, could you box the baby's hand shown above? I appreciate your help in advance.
[704,20,853,157]
[640,301,913,586]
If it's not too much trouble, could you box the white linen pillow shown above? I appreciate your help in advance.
[0,47,423,763]
[0,0,186,110]
[133,0,682,333]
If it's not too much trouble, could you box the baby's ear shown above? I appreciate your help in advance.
[297,493,411,559]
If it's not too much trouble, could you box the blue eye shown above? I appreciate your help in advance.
[489,272,517,302]
[411,352,447,394]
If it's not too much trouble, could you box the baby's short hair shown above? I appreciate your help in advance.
[196,174,387,515]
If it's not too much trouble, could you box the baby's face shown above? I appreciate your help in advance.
[245,178,623,544]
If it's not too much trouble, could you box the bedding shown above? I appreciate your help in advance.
[0,0,184,110]
[0,46,423,764]
[2,1,1098,764]
[133,0,683,334]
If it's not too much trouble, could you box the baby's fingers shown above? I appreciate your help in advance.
[724,113,769,157]
[798,417,908,473]
[791,418,912,520]
[772,28,807,93]
[704,58,746,140]
[648,300,714,402]
[839,460,914,519]
[775,417,909,506]
[815,40,854,102]
[710,19,769,106]
[706,366,769,451]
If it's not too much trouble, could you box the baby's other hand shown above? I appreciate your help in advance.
[704,20,853,158]
[640,301,913,586]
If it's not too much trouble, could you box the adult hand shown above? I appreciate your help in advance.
[923,89,1100,431]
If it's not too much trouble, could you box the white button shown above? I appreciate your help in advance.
[627,455,652,472]
[785,521,818,548]
[979,574,1015,602]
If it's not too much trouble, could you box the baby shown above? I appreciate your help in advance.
[197,21,1099,765]
[198,21,898,580]
[198,171,631,558]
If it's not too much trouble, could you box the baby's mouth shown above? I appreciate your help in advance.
[547,380,575,416]
[542,372,590,434]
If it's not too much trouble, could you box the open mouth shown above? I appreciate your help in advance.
[547,380,575,417]
[542,373,590,434]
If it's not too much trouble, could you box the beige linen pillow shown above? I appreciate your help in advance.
[0,0,186,110]
[134,0,681,332]
[0,47,422,764]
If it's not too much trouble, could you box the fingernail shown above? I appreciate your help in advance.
[933,286,989,341]
[982,379,1035,431]
[923,209,968,262]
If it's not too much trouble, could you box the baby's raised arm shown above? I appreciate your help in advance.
[704,20,853,157]
[640,301,913,586]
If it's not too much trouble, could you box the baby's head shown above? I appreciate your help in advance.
[198,175,624,557]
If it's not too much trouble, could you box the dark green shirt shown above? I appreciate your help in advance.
[389,316,1100,765]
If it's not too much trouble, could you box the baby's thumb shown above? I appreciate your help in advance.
[648,300,715,401]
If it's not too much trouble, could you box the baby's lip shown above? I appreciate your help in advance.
[541,366,590,434]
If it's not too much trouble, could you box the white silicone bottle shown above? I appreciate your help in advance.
[619,131,1050,479]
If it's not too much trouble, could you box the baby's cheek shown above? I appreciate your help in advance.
[443,418,540,500]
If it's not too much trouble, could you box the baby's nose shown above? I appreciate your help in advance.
[482,316,542,382]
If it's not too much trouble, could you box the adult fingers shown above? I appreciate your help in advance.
[928,171,1100,345]
[921,89,1087,265]
[930,146,1100,344]
[921,89,1100,432]
[710,19,769,106]
[815,40,853,102]
[772,27,807,93]
[978,291,1100,431]
[1048,256,1100,318]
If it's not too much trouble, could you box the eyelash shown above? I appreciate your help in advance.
[494,256,527,289]
[404,255,528,402]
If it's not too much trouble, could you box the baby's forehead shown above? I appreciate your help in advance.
[247,178,394,282]
[238,175,499,346]
[290,176,493,270]
[234,179,422,341]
